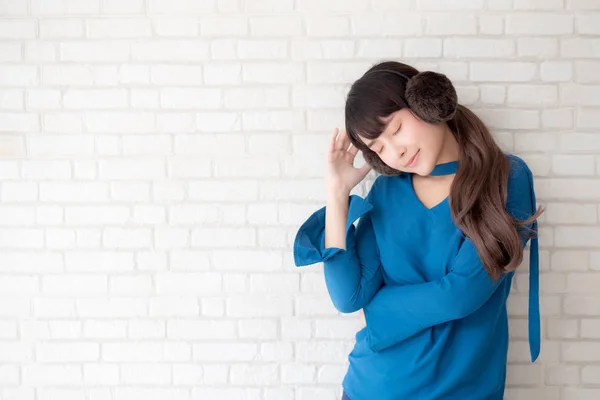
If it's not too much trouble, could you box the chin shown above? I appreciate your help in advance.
[411,162,434,177]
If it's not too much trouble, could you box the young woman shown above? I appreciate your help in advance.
[293,61,543,400]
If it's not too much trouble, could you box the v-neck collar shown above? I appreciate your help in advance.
[407,161,458,212]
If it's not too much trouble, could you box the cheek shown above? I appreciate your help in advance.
[411,123,443,149]
[379,152,408,173]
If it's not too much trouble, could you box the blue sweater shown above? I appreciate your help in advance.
[293,154,540,400]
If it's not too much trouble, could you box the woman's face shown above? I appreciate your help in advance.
[357,108,448,176]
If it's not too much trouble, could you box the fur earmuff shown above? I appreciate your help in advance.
[405,71,458,124]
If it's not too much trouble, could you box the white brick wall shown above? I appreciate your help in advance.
[0,0,599,399]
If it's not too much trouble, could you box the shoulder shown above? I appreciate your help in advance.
[506,154,534,193]
[366,173,410,203]
[504,153,536,215]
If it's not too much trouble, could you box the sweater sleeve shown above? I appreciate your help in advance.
[293,187,384,314]
[363,156,541,362]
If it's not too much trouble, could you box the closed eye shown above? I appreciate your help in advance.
[374,124,400,154]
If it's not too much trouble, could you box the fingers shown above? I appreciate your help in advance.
[329,128,339,154]
[330,127,353,154]
[339,128,351,151]
[335,128,346,150]
[347,144,359,157]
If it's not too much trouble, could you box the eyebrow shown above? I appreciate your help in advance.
[366,117,395,148]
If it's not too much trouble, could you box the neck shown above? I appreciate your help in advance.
[435,124,460,165]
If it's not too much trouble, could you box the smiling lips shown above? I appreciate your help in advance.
[405,150,420,168]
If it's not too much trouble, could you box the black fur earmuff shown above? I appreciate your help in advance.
[404,71,458,124]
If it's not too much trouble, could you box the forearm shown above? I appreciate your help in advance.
[324,189,350,250]
[323,227,383,313]
[364,233,531,352]
[294,193,383,314]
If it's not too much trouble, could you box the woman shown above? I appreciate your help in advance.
[293,61,543,400]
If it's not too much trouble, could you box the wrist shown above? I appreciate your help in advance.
[327,188,350,202]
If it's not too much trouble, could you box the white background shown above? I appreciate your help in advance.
[0,0,599,399]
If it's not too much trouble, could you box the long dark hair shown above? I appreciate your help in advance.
[345,61,543,281]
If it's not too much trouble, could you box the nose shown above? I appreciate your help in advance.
[388,134,406,159]
[395,145,406,159]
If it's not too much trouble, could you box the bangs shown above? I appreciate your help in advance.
[345,72,409,149]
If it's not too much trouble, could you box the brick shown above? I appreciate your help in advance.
[249,16,303,37]
[0,90,23,110]
[243,110,304,131]
[102,228,151,249]
[503,388,559,400]
[507,85,557,106]
[518,37,558,58]
[477,109,539,129]
[545,365,580,385]
[582,319,600,338]
[86,112,154,133]
[514,0,563,8]
[562,84,600,106]
[0,136,25,159]
[0,20,36,39]
[578,108,600,128]
[470,62,537,82]
[306,16,350,37]
[543,109,573,129]
[563,342,600,361]
[551,251,591,271]
[150,65,203,85]
[417,0,483,9]
[506,365,542,385]
[230,364,279,385]
[566,273,600,293]
[153,17,198,36]
[26,42,56,62]
[354,39,402,59]
[568,0,600,9]
[23,365,82,385]
[132,40,209,61]
[444,38,514,58]
[160,88,222,109]
[426,14,477,35]
[121,364,171,385]
[200,16,248,36]
[541,61,573,82]
[561,38,600,58]
[551,156,595,176]
[0,66,38,87]
[1,182,38,202]
[148,0,215,13]
[506,14,573,35]
[0,0,27,14]
[577,14,600,34]
[99,159,165,180]
[104,0,144,13]
[564,296,600,315]
[63,89,127,109]
[61,42,129,62]
[87,18,151,38]
[36,342,99,362]
[307,62,370,84]
[40,19,83,38]
[405,39,442,58]
[352,13,423,36]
